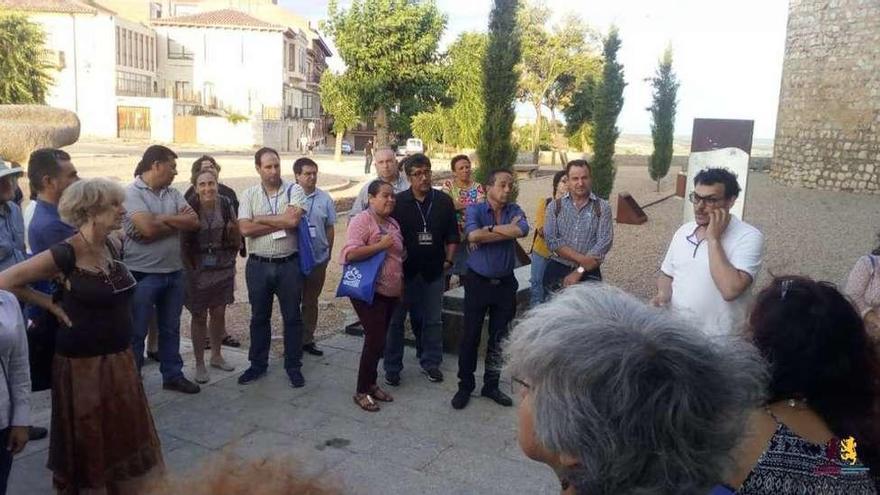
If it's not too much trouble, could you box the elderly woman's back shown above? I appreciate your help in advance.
[505,284,766,495]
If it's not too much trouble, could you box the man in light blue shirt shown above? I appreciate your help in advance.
[0,160,25,273]
[294,157,337,356]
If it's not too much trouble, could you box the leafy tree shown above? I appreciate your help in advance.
[591,27,626,199]
[517,5,596,163]
[322,0,446,147]
[0,14,52,104]
[476,0,520,182]
[319,71,360,162]
[647,46,679,191]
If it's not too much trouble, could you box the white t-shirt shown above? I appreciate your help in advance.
[660,216,764,336]
[22,201,36,255]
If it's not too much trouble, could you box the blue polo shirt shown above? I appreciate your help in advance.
[304,188,337,265]
[27,200,77,321]
[0,201,25,272]
[464,201,529,278]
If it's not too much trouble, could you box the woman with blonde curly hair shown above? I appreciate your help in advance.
[0,178,164,493]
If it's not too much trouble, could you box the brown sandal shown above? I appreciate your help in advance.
[369,386,394,402]
[353,393,380,412]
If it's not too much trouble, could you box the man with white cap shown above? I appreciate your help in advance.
[0,159,26,272]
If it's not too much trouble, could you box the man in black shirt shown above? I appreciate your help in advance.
[385,154,459,385]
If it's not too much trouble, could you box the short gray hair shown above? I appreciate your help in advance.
[58,178,125,227]
[505,284,766,494]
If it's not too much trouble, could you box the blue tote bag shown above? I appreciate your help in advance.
[297,216,317,276]
[336,250,387,304]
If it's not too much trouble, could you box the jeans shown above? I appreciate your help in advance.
[131,271,185,382]
[529,252,549,307]
[0,428,10,495]
[246,257,304,372]
[384,273,445,373]
[351,294,398,393]
[458,270,517,392]
[364,155,373,174]
[300,261,328,345]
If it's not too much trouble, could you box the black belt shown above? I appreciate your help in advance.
[249,253,298,263]
[467,269,514,285]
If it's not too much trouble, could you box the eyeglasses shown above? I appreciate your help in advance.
[408,169,431,179]
[688,192,724,206]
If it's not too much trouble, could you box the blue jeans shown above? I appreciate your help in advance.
[529,252,548,308]
[131,271,185,382]
[384,273,444,373]
[245,257,304,372]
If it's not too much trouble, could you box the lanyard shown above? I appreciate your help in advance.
[415,190,434,232]
[306,194,317,221]
[262,186,281,215]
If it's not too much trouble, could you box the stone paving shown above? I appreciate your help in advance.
[9,334,558,494]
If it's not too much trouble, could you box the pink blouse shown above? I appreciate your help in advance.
[845,255,880,318]
[341,210,405,298]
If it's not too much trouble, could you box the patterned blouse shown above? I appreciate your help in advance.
[845,255,880,319]
[737,413,877,494]
[441,179,485,235]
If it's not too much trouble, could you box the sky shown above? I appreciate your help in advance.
[281,0,790,139]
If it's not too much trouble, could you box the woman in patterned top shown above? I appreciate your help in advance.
[728,276,880,494]
[845,233,880,334]
[441,155,485,283]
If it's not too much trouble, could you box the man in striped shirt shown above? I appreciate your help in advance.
[542,160,613,298]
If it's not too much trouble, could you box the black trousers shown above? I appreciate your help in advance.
[0,428,11,495]
[541,259,602,301]
[458,270,518,392]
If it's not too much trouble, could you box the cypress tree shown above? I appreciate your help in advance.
[591,27,626,199]
[647,46,679,191]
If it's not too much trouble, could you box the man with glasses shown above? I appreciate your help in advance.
[385,154,458,385]
[348,148,409,219]
[651,167,764,336]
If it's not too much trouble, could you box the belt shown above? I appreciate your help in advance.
[249,253,298,263]
[467,269,514,285]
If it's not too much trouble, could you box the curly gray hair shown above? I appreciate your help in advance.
[505,284,766,494]
[58,178,125,228]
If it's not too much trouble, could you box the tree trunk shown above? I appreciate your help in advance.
[656,179,661,193]
[374,106,389,148]
[334,131,344,163]
[550,107,558,166]
[532,102,542,164]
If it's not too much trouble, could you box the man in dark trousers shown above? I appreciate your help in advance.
[385,154,459,386]
[451,169,528,409]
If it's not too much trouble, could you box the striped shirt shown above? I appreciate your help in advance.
[544,192,613,267]
[238,180,306,258]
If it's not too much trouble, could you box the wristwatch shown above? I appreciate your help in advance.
[576,266,586,274]
[488,225,495,233]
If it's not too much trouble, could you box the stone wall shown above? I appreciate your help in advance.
[771,0,880,193]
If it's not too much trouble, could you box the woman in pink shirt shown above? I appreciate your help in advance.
[845,238,880,334]
[342,180,405,412]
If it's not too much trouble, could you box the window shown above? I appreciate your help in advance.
[117,71,152,96]
[288,44,295,72]
[115,27,121,64]
[137,34,143,69]
[149,2,162,19]
[298,48,307,74]
[167,37,193,60]
[174,81,191,100]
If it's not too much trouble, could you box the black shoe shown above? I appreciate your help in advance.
[238,367,266,385]
[163,376,201,394]
[146,351,160,362]
[222,335,241,348]
[481,387,513,407]
[451,390,471,410]
[288,369,305,388]
[302,343,324,356]
[422,368,443,383]
[385,372,401,386]
[28,426,48,441]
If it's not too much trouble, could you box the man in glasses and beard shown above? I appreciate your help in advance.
[651,167,764,336]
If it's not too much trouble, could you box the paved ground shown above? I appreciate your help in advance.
[9,334,557,494]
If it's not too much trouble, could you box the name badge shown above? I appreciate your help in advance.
[309,225,318,238]
[418,231,433,246]
[202,254,218,268]
[271,230,287,240]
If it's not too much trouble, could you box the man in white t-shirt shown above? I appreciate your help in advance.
[651,167,764,336]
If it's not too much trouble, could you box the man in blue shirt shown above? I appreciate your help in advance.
[452,169,529,410]
[293,157,337,357]
[0,160,25,273]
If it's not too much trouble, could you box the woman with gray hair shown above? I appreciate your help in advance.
[505,284,765,494]
[0,178,163,493]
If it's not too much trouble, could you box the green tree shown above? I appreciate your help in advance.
[591,27,626,199]
[476,0,521,182]
[0,14,52,104]
[517,5,596,163]
[319,71,360,163]
[647,46,679,191]
[564,75,598,151]
[322,0,446,147]
[411,32,488,151]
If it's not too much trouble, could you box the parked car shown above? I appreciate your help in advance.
[341,141,353,154]
[395,138,424,157]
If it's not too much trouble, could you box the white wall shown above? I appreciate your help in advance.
[116,95,174,142]
[195,116,255,147]
[33,12,117,137]
[155,26,284,116]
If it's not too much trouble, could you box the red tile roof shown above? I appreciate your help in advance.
[0,0,97,14]
[151,8,287,31]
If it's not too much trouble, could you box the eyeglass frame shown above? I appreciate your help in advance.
[687,191,727,207]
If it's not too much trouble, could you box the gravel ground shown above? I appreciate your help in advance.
[180,157,880,360]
